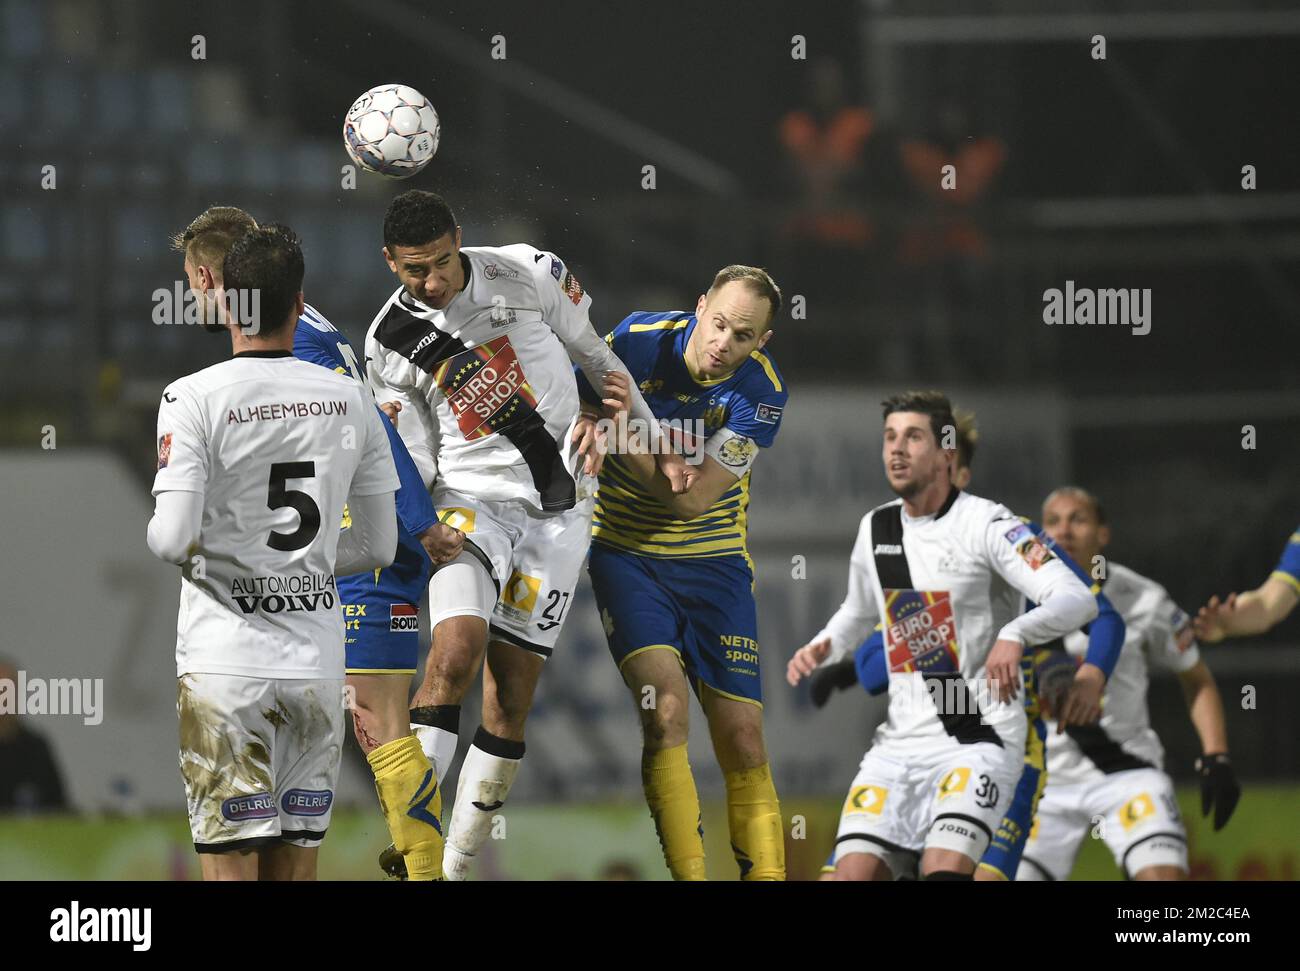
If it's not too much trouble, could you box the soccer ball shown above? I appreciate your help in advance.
[343,84,440,179]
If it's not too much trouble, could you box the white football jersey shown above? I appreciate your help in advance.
[365,244,615,513]
[816,490,1098,754]
[152,353,399,679]
[1045,562,1200,785]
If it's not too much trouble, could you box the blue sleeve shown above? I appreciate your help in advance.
[293,321,348,373]
[1274,529,1300,589]
[725,361,788,448]
[381,406,438,538]
[1028,520,1123,678]
[1083,590,1125,679]
[854,628,888,695]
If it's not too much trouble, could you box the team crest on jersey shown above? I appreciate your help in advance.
[562,271,584,305]
[1015,536,1055,570]
[157,433,172,470]
[550,257,563,280]
[844,784,887,816]
[434,336,538,439]
[717,436,757,468]
[701,402,727,433]
[882,590,960,674]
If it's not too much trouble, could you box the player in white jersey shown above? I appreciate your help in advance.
[147,226,400,880]
[365,190,683,879]
[1018,487,1239,881]
[787,391,1097,879]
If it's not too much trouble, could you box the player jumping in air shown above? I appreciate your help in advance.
[577,266,790,880]
[806,411,1125,881]
[366,190,679,880]
[1194,526,1299,641]
[1017,487,1240,881]
[788,391,1098,880]
[172,206,463,882]
[148,226,399,880]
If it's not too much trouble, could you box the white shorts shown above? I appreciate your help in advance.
[1018,768,1187,880]
[833,741,1020,874]
[433,487,594,657]
[177,673,345,853]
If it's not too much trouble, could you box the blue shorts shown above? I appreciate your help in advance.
[979,714,1047,880]
[588,544,762,705]
[338,532,430,674]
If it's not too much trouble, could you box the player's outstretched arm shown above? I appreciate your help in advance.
[1177,660,1240,830]
[1194,578,1298,642]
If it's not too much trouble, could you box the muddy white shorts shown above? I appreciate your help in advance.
[177,673,345,853]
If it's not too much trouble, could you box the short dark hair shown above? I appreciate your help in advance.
[881,390,957,448]
[1044,486,1109,526]
[222,224,304,337]
[708,265,782,325]
[954,409,978,471]
[384,190,458,249]
[172,206,257,280]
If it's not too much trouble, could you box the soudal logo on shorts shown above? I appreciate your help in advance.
[390,603,418,632]
[222,792,276,821]
[281,788,334,817]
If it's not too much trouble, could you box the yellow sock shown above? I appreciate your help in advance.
[724,763,785,881]
[642,743,707,881]
[367,734,444,881]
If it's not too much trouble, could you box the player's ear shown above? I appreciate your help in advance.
[382,246,396,273]
[695,293,708,317]
[453,225,462,250]
[198,265,215,293]
[294,291,306,318]
[1097,523,1111,549]
[756,328,773,350]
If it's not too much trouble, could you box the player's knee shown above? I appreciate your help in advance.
[719,720,767,767]
[1133,864,1186,881]
[640,691,689,749]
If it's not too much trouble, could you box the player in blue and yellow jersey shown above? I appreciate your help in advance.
[576,265,788,880]
[1195,527,1300,642]
[808,410,1123,880]
[173,206,462,881]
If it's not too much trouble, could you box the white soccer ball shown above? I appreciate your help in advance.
[343,84,440,179]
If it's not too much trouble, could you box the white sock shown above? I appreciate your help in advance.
[411,723,458,781]
[443,729,524,881]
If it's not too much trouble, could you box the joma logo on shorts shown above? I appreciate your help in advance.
[233,592,337,614]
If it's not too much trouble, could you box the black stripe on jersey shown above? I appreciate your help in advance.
[374,296,472,372]
[871,500,1001,747]
[1064,724,1155,774]
[1120,831,1186,879]
[376,295,577,512]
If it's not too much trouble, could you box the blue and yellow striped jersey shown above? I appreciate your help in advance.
[1272,528,1300,595]
[576,311,788,559]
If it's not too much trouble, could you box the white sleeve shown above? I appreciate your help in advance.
[334,491,398,575]
[348,393,403,497]
[1142,588,1202,673]
[985,518,1098,645]
[531,250,663,449]
[147,490,204,565]
[365,343,440,489]
[813,515,882,663]
[151,382,208,495]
